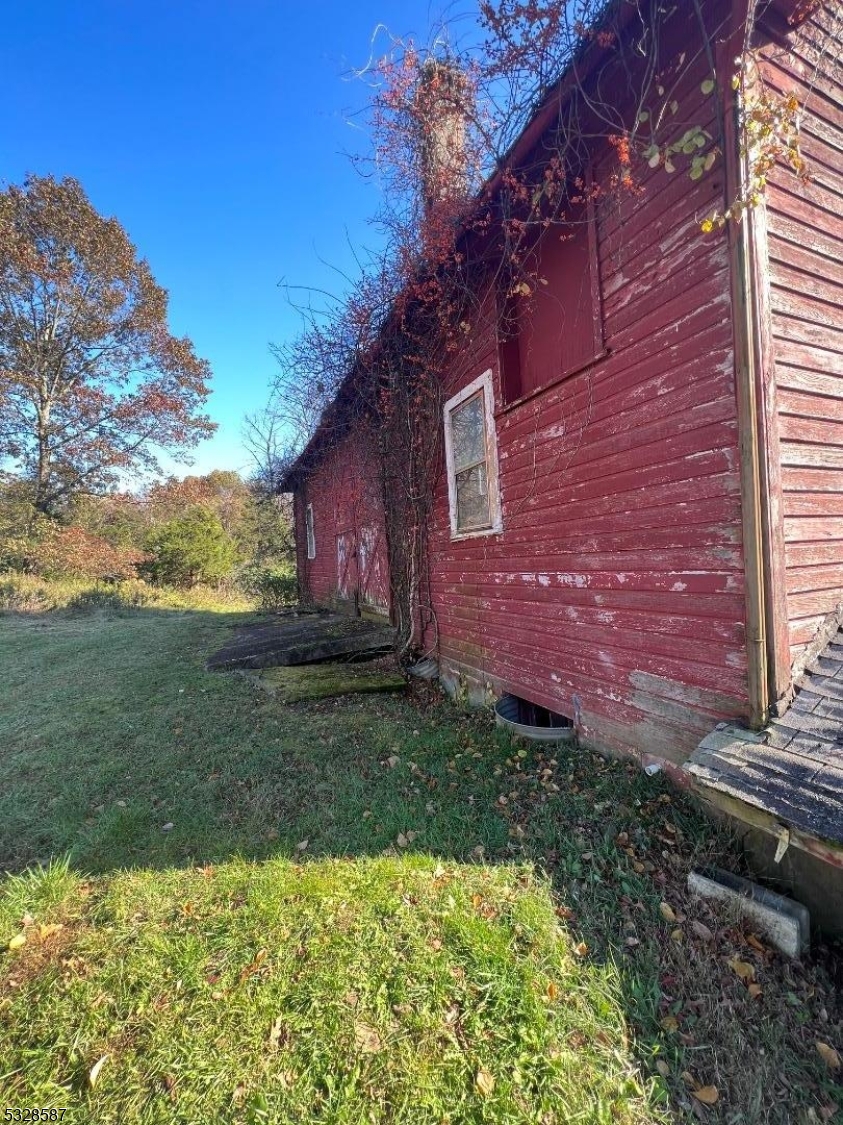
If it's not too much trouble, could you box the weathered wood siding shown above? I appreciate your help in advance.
[760,4,843,663]
[293,427,390,615]
[427,1,749,764]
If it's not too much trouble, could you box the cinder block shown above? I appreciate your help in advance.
[688,867,810,957]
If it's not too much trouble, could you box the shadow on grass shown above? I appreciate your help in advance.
[1,604,841,1121]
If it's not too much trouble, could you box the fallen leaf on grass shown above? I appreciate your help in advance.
[748,983,763,1000]
[7,933,26,951]
[728,958,755,982]
[573,942,588,957]
[354,1021,382,1054]
[692,1085,719,1105]
[89,1054,109,1088]
[269,1016,288,1051]
[659,902,677,923]
[239,949,268,981]
[816,1042,841,1070]
[475,1066,496,1097]
[655,1060,670,1078]
[660,1016,679,1033]
[690,920,713,942]
[547,981,559,1001]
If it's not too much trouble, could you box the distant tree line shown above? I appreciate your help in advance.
[0,469,294,596]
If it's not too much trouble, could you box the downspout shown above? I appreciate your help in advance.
[725,74,771,730]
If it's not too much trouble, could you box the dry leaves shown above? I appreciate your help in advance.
[816,1041,841,1070]
[659,902,677,923]
[728,958,755,983]
[354,1021,382,1054]
[89,1054,109,1088]
[239,948,268,981]
[475,1066,496,1096]
[690,920,713,942]
[269,1016,288,1051]
[692,1085,719,1106]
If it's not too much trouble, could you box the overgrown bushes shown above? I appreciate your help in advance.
[141,508,237,587]
[0,470,295,607]
[241,564,298,610]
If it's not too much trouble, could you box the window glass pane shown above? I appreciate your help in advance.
[306,507,315,557]
[451,393,486,472]
[455,462,491,530]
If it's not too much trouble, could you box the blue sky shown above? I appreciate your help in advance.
[2,0,475,480]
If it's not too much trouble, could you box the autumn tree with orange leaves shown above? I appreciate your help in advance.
[0,174,215,517]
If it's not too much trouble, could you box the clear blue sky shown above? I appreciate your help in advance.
[2,0,475,480]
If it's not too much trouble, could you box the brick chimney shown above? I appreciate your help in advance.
[414,58,471,210]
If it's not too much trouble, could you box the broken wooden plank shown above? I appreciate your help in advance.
[258,662,406,704]
[207,612,395,671]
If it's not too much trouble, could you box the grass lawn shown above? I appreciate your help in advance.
[1,603,841,1122]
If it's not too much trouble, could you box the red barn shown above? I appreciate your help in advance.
[281,0,843,893]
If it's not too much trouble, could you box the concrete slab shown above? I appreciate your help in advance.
[688,867,810,957]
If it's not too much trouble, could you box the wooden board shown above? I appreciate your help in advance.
[687,627,843,848]
[206,612,395,671]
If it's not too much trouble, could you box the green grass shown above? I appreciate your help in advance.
[1,602,841,1122]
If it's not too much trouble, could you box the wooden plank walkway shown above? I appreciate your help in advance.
[687,636,843,848]
[207,609,395,671]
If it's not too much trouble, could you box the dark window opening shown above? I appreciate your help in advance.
[498,181,603,406]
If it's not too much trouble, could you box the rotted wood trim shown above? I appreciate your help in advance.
[690,781,843,871]
[746,148,793,707]
[724,67,771,728]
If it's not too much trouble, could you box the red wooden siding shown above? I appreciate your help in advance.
[293,426,390,614]
[426,1,749,764]
[759,5,843,662]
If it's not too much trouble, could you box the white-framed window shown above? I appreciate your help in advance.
[305,503,316,559]
[443,369,503,540]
